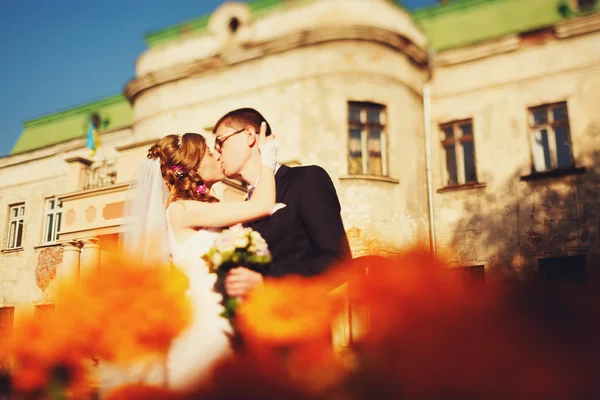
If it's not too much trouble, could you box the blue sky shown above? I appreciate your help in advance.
[0,0,438,157]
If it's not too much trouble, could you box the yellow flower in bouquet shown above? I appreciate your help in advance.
[203,223,272,319]
[202,224,272,275]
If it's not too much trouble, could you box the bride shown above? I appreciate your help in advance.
[103,122,279,393]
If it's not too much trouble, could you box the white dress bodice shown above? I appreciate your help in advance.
[164,207,233,389]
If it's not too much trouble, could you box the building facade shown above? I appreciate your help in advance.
[1,0,599,334]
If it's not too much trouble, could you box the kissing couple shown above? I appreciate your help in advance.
[104,108,351,393]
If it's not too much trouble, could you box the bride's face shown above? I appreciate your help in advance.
[198,148,224,185]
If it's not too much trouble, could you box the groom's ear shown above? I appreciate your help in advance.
[245,126,258,147]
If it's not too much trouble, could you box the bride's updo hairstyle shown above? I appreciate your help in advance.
[147,133,218,206]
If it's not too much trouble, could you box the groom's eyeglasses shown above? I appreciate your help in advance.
[214,128,245,153]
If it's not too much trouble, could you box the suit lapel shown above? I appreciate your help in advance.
[275,165,289,201]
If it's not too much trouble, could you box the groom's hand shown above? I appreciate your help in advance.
[225,267,263,297]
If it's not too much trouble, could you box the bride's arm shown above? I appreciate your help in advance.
[169,163,276,228]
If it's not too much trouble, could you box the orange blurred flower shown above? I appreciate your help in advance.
[56,260,191,362]
[284,341,353,397]
[10,314,91,398]
[104,384,184,400]
[336,246,600,400]
[6,256,191,397]
[237,275,343,345]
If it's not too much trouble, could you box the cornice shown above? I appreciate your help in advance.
[125,25,428,103]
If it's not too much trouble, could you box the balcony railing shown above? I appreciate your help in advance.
[83,161,117,190]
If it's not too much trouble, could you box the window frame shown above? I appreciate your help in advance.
[439,118,478,188]
[6,203,25,250]
[42,197,62,245]
[347,101,388,177]
[527,101,574,174]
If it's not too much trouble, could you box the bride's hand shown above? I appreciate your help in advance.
[257,121,276,148]
[258,121,279,170]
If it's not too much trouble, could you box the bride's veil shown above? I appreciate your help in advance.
[120,158,171,267]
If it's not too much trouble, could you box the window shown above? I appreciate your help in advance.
[440,119,478,187]
[348,102,387,176]
[6,204,25,249]
[43,198,62,244]
[528,102,574,173]
[539,255,587,288]
[229,17,240,33]
[0,307,14,340]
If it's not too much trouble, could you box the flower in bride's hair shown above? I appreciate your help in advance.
[237,276,342,345]
[195,184,208,196]
[169,165,185,180]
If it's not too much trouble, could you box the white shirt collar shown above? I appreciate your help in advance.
[246,163,280,197]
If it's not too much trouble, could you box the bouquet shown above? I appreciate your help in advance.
[202,224,272,319]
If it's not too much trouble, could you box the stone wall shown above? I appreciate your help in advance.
[430,28,600,283]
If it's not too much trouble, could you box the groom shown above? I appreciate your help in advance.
[213,108,351,297]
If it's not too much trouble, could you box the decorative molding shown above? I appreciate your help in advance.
[339,175,400,184]
[65,156,93,166]
[116,138,161,152]
[436,183,487,193]
[58,225,123,242]
[58,182,130,202]
[126,25,428,102]
[64,209,76,226]
[435,13,600,67]
[555,12,600,38]
[34,243,62,250]
[102,202,125,220]
[435,35,521,67]
[85,206,97,223]
[1,248,24,254]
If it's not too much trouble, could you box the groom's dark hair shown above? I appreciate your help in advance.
[213,108,272,137]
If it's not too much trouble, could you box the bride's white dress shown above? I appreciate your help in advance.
[164,207,233,389]
[98,209,232,396]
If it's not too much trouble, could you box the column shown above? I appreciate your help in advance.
[80,237,101,284]
[60,240,82,284]
[80,237,100,280]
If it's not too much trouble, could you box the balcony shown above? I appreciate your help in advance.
[83,161,117,190]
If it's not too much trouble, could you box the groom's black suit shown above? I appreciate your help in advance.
[245,165,351,277]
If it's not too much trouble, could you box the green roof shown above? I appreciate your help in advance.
[11,0,598,156]
[144,0,309,48]
[11,95,133,155]
[144,0,598,51]
[413,0,599,51]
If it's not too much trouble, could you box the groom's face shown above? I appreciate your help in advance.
[214,123,253,178]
